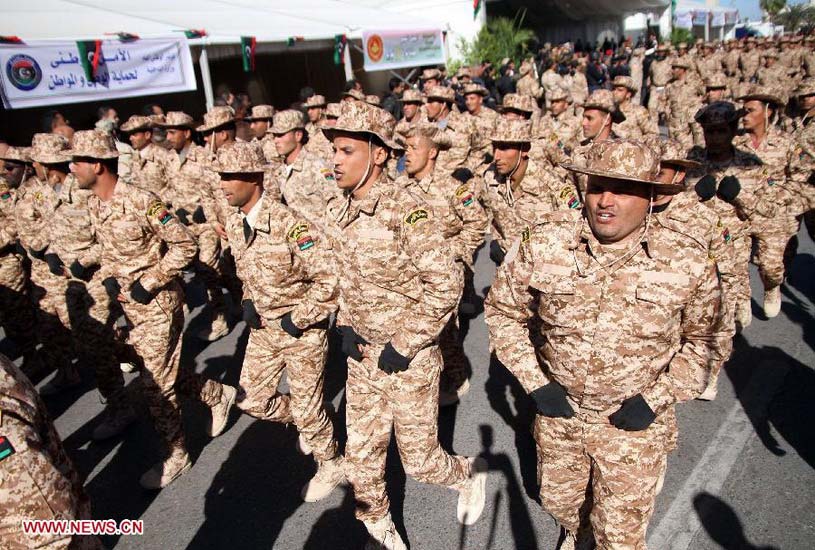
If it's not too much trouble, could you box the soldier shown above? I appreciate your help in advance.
[647,44,672,122]
[570,89,625,193]
[119,115,173,200]
[665,58,704,153]
[303,94,327,135]
[398,123,488,406]
[342,89,366,103]
[424,85,477,172]
[611,75,659,140]
[724,39,742,94]
[399,89,424,124]
[365,95,381,107]
[11,143,78,395]
[537,89,581,148]
[0,353,102,550]
[213,141,344,502]
[517,59,543,102]
[540,57,564,108]
[740,37,761,83]
[485,139,726,550]
[69,129,237,489]
[757,52,792,93]
[461,82,498,167]
[481,118,582,262]
[689,75,731,149]
[629,47,646,105]
[243,104,278,163]
[419,67,442,91]
[790,78,815,239]
[696,42,722,84]
[322,101,488,548]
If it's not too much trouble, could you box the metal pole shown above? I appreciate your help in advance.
[343,41,353,82]
[199,44,215,110]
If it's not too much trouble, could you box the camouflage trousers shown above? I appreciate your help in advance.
[121,281,222,454]
[534,407,673,550]
[237,321,337,462]
[0,251,36,357]
[667,116,693,153]
[439,315,469,396]
[191,224,227,312]
[715,228,752,315]
[345,344,471,522]
[29,260,75,375]
[647,87,666,120]
[750,212,799,290]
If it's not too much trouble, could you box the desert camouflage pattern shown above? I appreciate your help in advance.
[197,105,236,133]
[270,109,306,134]
[278,148,340,228]
[119,114,153,133]
[123,142,173,199]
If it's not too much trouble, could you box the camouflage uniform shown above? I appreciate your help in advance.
[216,143,339,462]
[665,60,704,152]
[536,89,581,147]
[322,102,473,523]
[611,76,659,140]
[485,141,727,549]
[243,104,279,165]
[647,49,672,118]
[119,115,173,200]
[461,83,499,165]
[425,86,477,173]
[739,42,761,82]
[0,354,101,550]
[517,60,543,102]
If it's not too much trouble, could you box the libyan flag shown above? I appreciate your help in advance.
[241,36,256,72]
[473,0,483,19]
[76,40,102,81]
[333,34,346,66]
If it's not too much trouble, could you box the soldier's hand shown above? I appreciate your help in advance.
[378,342,411,374]
[102,276,122,299]
[241,299,263,329]
[175,208,191,225]
[192,205,207,224]
[609,394,656,431]
[129,279,155,305]
[489,240,506,265]
[280,312,303,339]
[452,167,474,183]
[69,259,88,281]
[694,174,717,201]
[44,253,65,276]
[214,222,228,239]
[483,152,494,165]
[29,247,46,261]
[530,382,575,418]
[337,325,368,361]
[716,175,741,202]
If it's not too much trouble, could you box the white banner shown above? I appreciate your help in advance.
[0,38,196,109]
[675,11,694,30]
[362,29,446,72]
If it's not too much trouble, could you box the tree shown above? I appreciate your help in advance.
[773,4,815,32]
[760,0,787,18]
[456,10,536,68]
[670,28,694,47]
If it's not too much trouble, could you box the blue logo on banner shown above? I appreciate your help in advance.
[6,54,42,91]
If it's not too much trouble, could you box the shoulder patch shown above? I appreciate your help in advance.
[0,435,16,462]
[455,183,475,207]
[1,191,11,201]
[287,222,315,251]
[147,200,173,225]
[558,184,582,209]
[404,208,429,225]
[320,168,336,182]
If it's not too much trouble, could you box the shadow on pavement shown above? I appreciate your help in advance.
[693,492,779,550]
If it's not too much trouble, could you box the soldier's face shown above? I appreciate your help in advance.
[585,176,651,244]
[465,94,483,114]
[403,102,419,120]
[2,161,25,186]
[550,100,568,116]
[493,143,524,176]
[405,136,434,176]
[502,110,525,120]
[249,120,269,139]
[612,86,630,104]
[707,89,726,102]
[656,164,686,187]
[800,94,815,111]
[274,130,299,156]
[70,159,99,189]
[582,109,609,140]
[331,134,386,190]
[128,130,152,150]
[671,67,685,80]
[741,100,768,132]
[425,99,445,121]
[765,57,775,67]
[165,128,191,152]
[219,174,261,208]
[702,123,736,151]
[307,107,323,123]
[423,78,439,90]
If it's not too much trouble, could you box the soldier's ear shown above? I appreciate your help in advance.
[372,144,389,166]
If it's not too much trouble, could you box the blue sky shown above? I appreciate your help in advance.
[727,0,808,21]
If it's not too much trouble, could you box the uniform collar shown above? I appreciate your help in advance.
[243,192,266,229]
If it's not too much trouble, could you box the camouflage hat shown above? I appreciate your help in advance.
[677,42,688,49]
[325,102,342,117]
[400,122,452,150]
[694,101,740,126]
[763,51,780,59]
[67,129,119,159]
[455,66,471,79]
[342,89,365,102]
[322,100,400,150]
[547,87,571,103]
[365,94,381,106]
[119,115,153,133]
[656,44,668,53]
[671,58,692,70]
[270,109,306,134]
[243,104,275,121]
[583,89,626,123]
[196,106,236,133]
[157,111,196,129]
[737,84,786,107]
[0,146,32,164]
[401,88,423,103]
[611,75,638,93]
[424,85,456,103]
[490,118,532,144]
[30,133,70,164]
[563,139,665,189]
[658,138,702,171]
[794,77,815,97]
[419,68,443,81]
[461,82,488,97]
[303,95,327,108]
[519,60,533,76]
[705,74,728,89]
[500,93,536,114]
[212,141,266,174]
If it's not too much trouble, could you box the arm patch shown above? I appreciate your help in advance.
[404,208,429,225]
[287,222,315,251]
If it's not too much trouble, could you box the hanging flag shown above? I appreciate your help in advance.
[111,32,140,42]
[333,34,347,66]
[0,36,24,44]
[181,29,207,39]
[473,0,483,20]
[76,40,102,81]
[286,36,305,47]
[241,36,256,72]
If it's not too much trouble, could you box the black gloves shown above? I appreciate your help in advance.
[530,382,575,418]
[338,325,368,361]
[694,175,717,201]
[241,299,262,329]
[192,205,207,224]
[102,277,121,299]
[129,279,155,305]
[483,152,494,165]
[14,242,27,258]
[175,208,191,225]
[378,342,411,374]
[280,312,303,339]
[29,247,46,261]
[44,253,64,276]
[452,167,474,183]
[609,394,656,431]
[489,240,506,265]
[69,259,87,281]
[717,175,741,202]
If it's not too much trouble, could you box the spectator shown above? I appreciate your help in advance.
[381,77,405,121]
[42,110,69,133]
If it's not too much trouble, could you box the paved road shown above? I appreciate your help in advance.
[31,226,815,550]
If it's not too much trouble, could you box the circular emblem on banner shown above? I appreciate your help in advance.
[6,54,42,91]
[367,35,384,63]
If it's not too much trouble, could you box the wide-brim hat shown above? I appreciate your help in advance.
[671,58,692,70]
[704,74,728,89]
[196,106,236,132]
[342,89,366,102]
[365,95,381,106]
[30,133,71,164]
[695,101,740,126]
[737,85,786,107]
[424,85,456,103]
[211,142,267,174]
[611,75,638,93]
[325,102,342,117]
[419,68,442,81]
[157,111,197,129]
[461,83,488,97]
[659,138,702,170]
[500,93,536,113]
[490,118,532,144]
[270,109,307,134]
[562,139,674,191]
[244,104,275,121]
[583,90,625,124]
[66,129,120,159]
[322,100,400,150]
[303,95,327,108]
[0,146,32,164]
[119,115,153,133]
[794,78,815,97]
[401,88,423,103]
[398,122,452,150]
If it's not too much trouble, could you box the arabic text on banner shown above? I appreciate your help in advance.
[362,29,446,72]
